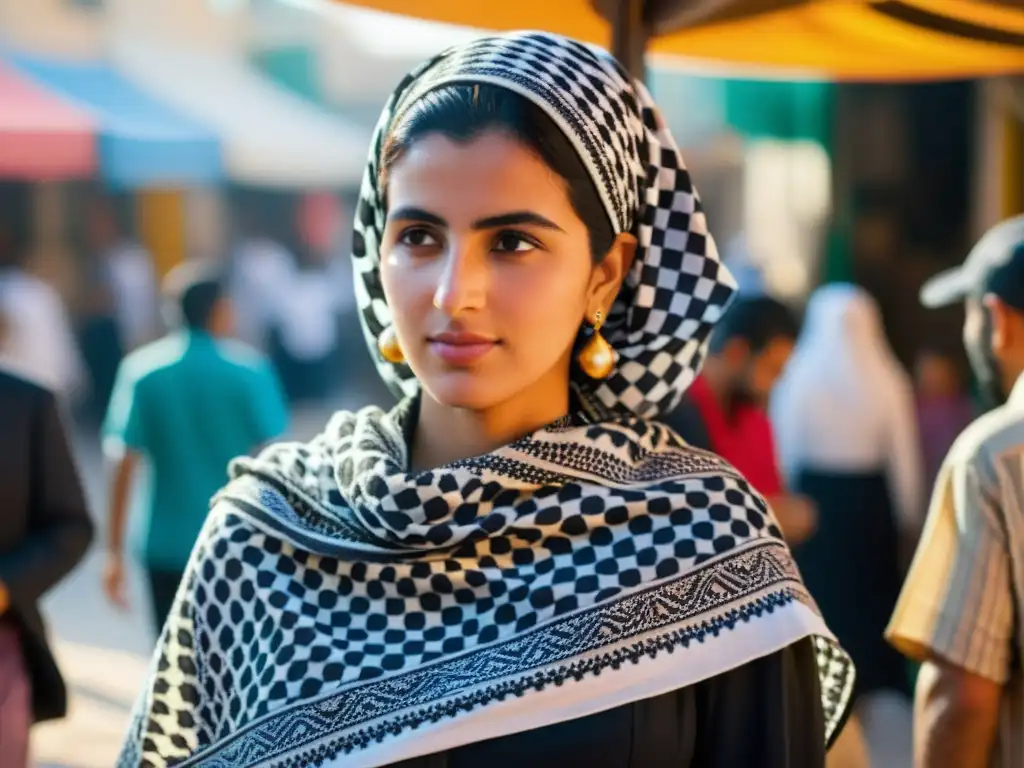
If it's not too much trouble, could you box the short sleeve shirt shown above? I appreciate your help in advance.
[887,374,1024,768]
[103,331,289,570]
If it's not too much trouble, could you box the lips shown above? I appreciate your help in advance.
[428,331,498,366]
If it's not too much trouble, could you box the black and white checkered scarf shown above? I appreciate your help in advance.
[119,32,853,768]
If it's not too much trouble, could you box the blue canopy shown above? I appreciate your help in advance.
[5,52,222,188]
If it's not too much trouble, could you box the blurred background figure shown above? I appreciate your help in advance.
[0,222,86,402]
[722,232,769,296]
[268,251,346,404]
[664,295,817,544]
[913,344,975,495]
[888,222,1024,768]
[771,283,922,766]
[79,196,158,426]
[0,326,94,767]
[101,261,288,637]
[228,209,297,352]
[268,195,349,404]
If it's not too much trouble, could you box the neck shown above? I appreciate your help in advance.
[410,385,570,472]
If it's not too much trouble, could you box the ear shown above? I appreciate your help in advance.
[983,293,1012,352]
[587,233,637,317]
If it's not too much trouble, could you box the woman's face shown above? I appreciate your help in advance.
[380,130,628,412]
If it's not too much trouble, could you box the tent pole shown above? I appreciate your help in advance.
[611,0,649,81]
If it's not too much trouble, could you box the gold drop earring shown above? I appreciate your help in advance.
[578,309,615,379]
[377,326,405,364]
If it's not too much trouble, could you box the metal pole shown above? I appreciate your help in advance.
[610,0,650,81]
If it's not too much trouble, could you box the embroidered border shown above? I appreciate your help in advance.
[183,538,809,767]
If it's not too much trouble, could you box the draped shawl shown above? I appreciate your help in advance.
[118,31,853,768]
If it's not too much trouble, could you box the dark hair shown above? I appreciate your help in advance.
[709,296,800,355]
[162,261,226,331]
[379,84,615,263]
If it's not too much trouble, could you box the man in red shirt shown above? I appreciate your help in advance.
[665,296,816,543]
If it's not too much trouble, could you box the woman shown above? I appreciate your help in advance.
[771,284,920,763]
[119,32,852,767]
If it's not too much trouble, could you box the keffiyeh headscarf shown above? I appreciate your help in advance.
[119,32,852,768]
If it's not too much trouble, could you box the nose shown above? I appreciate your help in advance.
[432,242,488,315]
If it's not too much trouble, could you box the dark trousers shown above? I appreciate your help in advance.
[78,314,123,426]
[146,568,185,637]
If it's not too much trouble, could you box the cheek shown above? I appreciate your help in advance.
[380,253,431,329]
[492,263,588,345]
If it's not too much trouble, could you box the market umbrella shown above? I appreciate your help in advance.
[331,0,1024,81]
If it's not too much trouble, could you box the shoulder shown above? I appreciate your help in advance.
[588,416,764,493]
[213,339,273,374]
[119,337,188,385]
[0,367,55,410]
[178,497,281,609]
[946,406,1024,477]
[2,275,62,317]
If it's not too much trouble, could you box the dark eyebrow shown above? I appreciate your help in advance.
[386,207,564,233]
[472,212,564,232]
[387,207,447,227]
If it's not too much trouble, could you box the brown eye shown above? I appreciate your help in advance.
[398,227,440,248]
[493,231,537,254]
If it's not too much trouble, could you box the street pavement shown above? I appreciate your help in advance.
[31,399,359,768]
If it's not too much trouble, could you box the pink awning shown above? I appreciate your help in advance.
[0,62,95,180]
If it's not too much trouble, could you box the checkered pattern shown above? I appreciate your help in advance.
[351,31,736,420]
[119,400,854,767]
[118,33,852,768]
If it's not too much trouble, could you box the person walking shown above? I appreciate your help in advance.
[887,217,1024,767]
[0,324,94,767]
[0,223,86,403]
[101,261,288,637]
[771,283,923,765]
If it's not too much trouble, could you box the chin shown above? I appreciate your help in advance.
[420,372,514,412]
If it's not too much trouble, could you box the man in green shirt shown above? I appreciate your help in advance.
[102,262,288,636]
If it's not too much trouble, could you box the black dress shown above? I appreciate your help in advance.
[792,470,909,701]
[391,637,829,767]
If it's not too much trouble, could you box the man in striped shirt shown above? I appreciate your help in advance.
[887,216,1024,767]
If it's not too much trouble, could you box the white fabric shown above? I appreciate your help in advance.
[770,284,923,527]
[230,237,296,349]
[273,266,346,360]
[0,268,85,399]
[722,233,768,295]
[105,241,158,350]
[109,39,370,188]
[316,597,832,768]
[315,4,482,108]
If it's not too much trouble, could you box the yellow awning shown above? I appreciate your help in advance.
[332,0,1024,81]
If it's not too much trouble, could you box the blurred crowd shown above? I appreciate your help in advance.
[0,191,371,416]
[0,186,1021,768]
